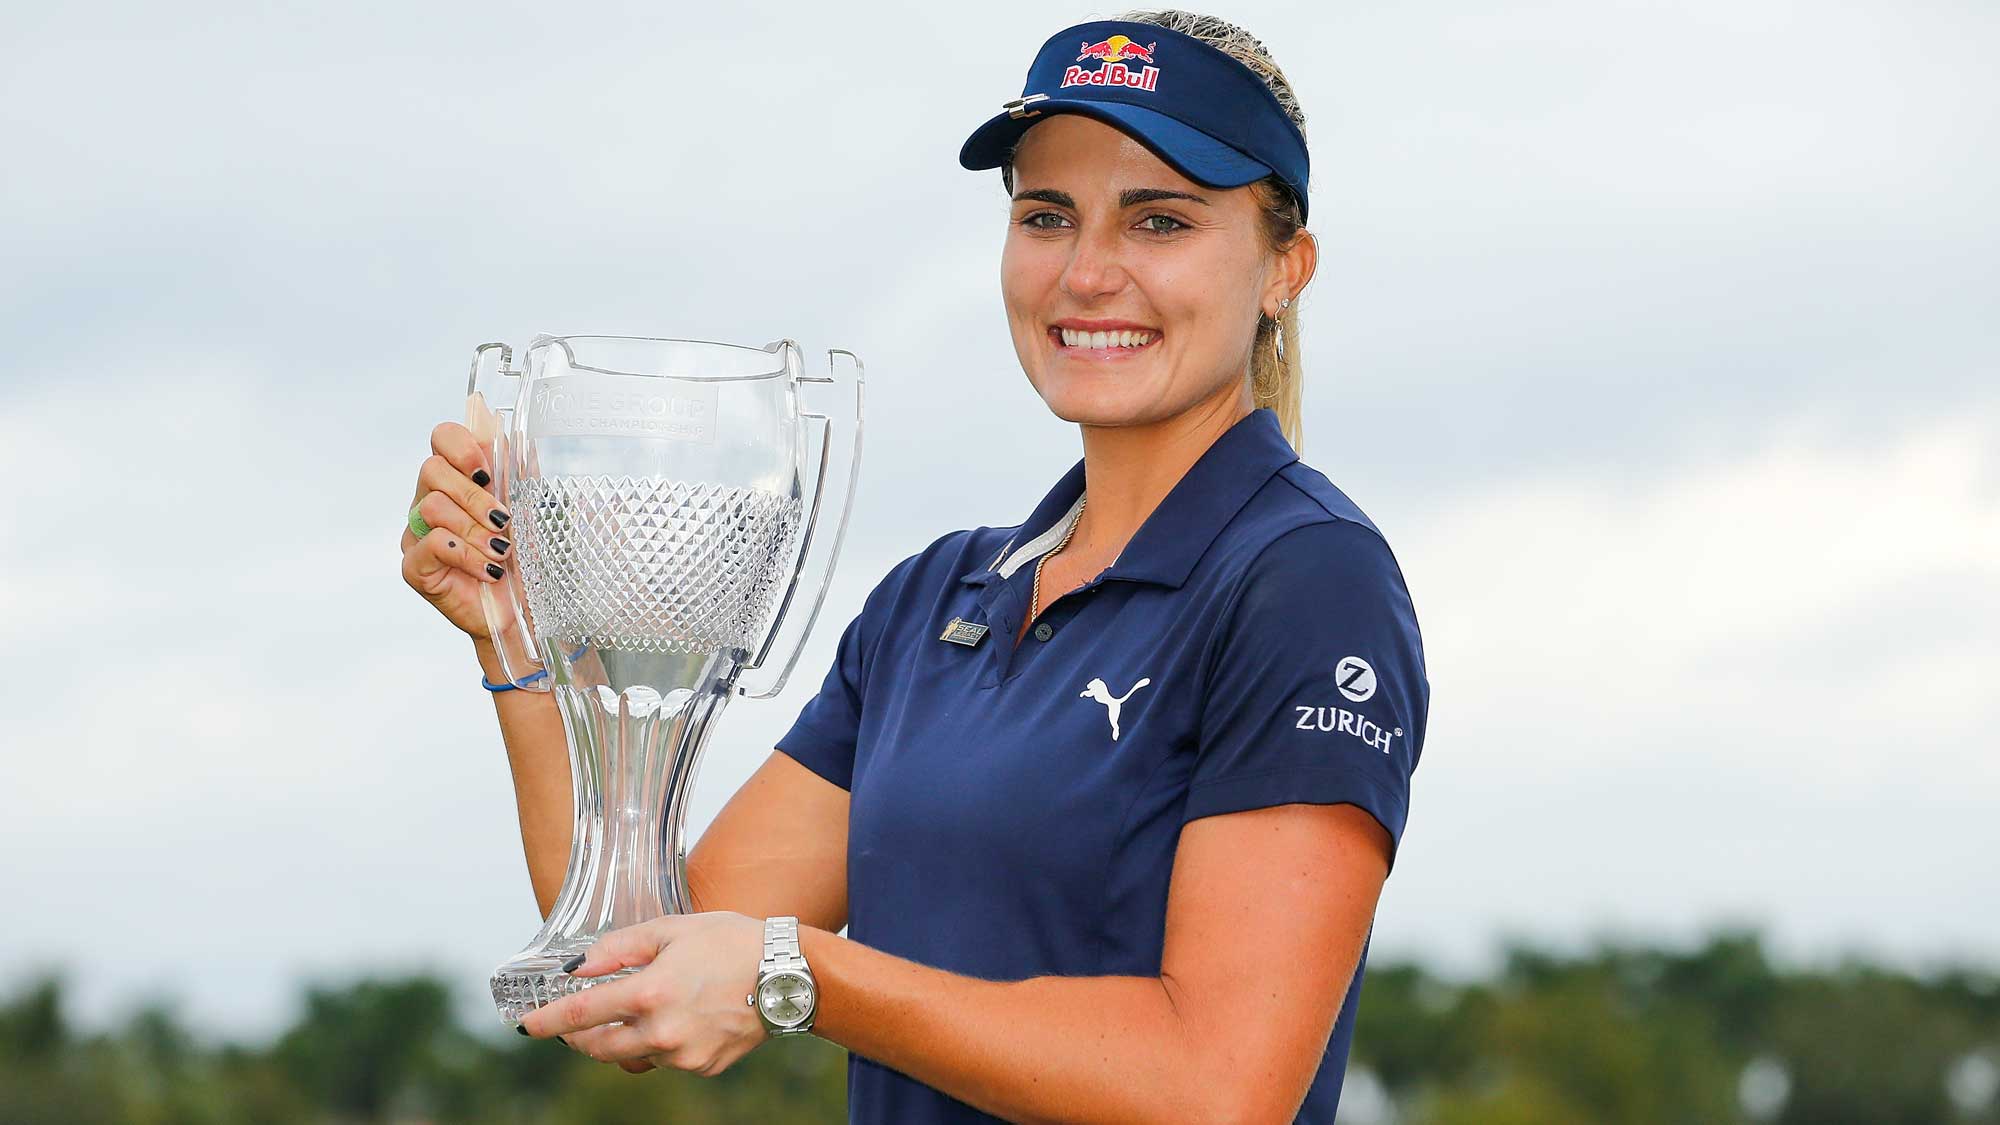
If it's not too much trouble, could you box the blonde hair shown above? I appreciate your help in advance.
[999,8,1312,454]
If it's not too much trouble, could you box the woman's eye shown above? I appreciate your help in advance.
[1019,212,1068,230]
[1142,214,1189,234]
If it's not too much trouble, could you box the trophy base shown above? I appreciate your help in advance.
[491,950,642,1027]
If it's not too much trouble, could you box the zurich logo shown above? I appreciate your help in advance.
[1335,657,1376,703]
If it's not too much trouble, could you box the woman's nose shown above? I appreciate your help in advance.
[1059,224,1130,301]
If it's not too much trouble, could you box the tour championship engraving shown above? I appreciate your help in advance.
[527,372,719,443]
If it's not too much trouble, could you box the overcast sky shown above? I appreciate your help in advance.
[2,0,1994,1040]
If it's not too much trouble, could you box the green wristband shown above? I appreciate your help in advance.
[407,503,433,539]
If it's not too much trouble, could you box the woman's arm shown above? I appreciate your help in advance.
[473,636,573,918]
[798,801,1389,1125]
[687,750,850,934]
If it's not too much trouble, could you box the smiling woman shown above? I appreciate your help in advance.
[998,113,1313,458]
[455,9,1430,1125]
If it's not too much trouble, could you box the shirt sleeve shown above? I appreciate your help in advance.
[773,548,926,791]
[1185,518,1430,873]
[772,605,870,791]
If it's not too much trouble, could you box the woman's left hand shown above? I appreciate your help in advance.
[520,911,770,1076]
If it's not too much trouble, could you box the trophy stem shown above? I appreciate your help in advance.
[599,686,675,924]
[489,651,739,1025]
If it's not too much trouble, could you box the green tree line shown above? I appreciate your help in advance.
[2,929,1994,1123]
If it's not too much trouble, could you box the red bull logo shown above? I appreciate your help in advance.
[1063,34,1161,92]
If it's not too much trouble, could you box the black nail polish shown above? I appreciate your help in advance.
[486,563,504,580]
[561,953,585,973]
[516,1024,529,1037]
[490,509,510,529]
[490,537,510,555]
[471,468,491,487]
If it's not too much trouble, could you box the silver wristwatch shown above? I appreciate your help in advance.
[748,915,817,1036]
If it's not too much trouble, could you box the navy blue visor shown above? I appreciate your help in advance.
[958,19,1310,223]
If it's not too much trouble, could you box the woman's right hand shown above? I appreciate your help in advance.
[400,421,516,639]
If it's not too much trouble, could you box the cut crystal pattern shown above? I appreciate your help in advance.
[511,475,801,654]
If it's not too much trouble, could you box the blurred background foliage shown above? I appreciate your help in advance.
[3,928,1995,1124]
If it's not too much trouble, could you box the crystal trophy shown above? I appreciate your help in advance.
[462,334,863,1026]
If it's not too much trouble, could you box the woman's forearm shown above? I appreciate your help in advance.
[798,926,1240,1125]
[472,636,573,918]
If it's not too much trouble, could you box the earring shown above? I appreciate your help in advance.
[1274,296,1289,361]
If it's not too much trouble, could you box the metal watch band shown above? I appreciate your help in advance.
[761,915,806,975]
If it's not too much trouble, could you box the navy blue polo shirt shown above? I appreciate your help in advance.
[775,406,1428,1124]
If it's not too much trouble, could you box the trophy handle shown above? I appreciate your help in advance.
[464,342,548,691]
[735,343,865,700]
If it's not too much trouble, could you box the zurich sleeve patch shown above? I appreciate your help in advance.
[1186,519,1430,872]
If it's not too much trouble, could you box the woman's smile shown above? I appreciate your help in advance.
[1046,322,1162,363]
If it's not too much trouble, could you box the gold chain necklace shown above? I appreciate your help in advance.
[1029,494,1086,625]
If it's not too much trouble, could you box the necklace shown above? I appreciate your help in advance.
[1029,494,1086,626]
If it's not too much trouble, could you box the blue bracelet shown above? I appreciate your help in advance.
[481,669,547,691]
[482,643,591,692]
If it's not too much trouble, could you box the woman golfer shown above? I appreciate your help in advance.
[401,10,1427,1122]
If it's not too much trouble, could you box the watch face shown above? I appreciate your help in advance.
[758,970,814,1027]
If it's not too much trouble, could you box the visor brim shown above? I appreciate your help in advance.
[958,99,1275,191]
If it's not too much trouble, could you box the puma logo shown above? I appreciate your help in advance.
[1080,676,1151,740]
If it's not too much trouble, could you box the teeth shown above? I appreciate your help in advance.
[1058,328,1153,349]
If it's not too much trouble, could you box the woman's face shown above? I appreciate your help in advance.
[1001,113,1308,430]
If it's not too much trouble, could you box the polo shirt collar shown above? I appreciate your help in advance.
[960,407,1299,591]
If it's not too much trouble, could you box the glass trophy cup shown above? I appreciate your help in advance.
[462,334,863,1026]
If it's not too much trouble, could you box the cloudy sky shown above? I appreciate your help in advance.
[3,0,1994,1039]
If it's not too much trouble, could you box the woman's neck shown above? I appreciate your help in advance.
[1065,389,1253,565]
